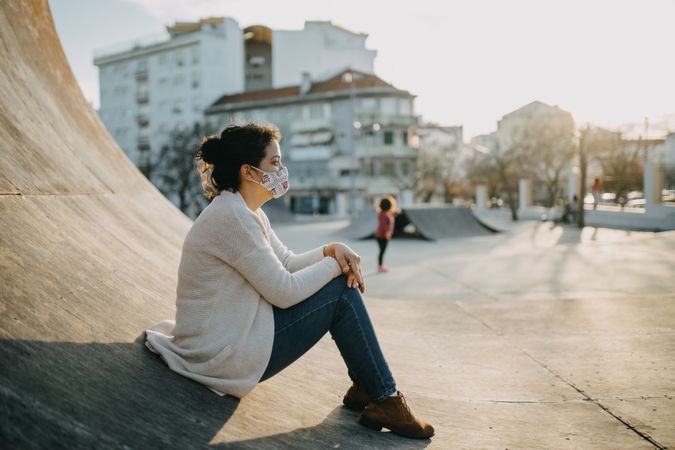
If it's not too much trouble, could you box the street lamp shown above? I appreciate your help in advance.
[343,70,361,217]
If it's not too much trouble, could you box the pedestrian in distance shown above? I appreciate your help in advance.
[591,177,601,210]
[567,195,580,223]
[374,195,397,273]
[145,123,434,439]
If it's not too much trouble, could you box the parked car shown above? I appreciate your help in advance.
[625,199,646,208]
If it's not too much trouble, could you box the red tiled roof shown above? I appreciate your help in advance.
[210,69,402,109]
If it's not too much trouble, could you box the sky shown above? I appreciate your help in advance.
[49,0,675,139]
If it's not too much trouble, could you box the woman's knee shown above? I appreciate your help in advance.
[339,278,365,307]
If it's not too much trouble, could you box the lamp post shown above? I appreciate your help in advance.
[343,71,359,217]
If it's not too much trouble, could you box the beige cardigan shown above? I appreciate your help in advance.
[145,190,342,398]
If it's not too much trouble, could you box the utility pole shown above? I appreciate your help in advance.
[344,71,359,217]
[578,126,588,228]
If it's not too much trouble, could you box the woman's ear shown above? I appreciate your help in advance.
[240,164,253,183]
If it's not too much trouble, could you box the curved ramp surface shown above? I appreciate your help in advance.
[342,205,498,240]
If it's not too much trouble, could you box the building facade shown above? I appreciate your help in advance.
[272,21,376,88]
[94,18,245,176]
[205,70,418,216]
[93,19,377,182]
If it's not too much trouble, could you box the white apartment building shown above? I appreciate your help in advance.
[94,18,244,176]
[93,18,376,180]
[205,69,417,216]
[272,21,376,88]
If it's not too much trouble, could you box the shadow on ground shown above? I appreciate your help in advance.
[0,336,430,449]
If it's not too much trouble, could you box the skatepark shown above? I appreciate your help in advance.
[1,1,674,449]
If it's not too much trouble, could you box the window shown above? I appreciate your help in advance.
[380,98,396,115]
[309,103,323,118]
[249,56,265,67]
[191,48,200,65]
[402,130,408,145]
[113,85,128,96]
[402,160,411,176]
[360,97,377,113]
[172,99,184,114]
[384,131,394,145]
[175,52,185,67]
[192,79,200,89]
[398,99,412,115]
[382,161,394,175]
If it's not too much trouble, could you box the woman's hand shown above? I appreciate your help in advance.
[324,243,365,293]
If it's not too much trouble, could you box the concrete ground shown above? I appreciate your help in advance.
[230,218,675,449]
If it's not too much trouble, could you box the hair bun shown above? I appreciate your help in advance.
[198,136,222,165]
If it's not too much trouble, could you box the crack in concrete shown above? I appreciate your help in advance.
[522,353,668,450]
[479,400,563,404]
[453,301,668,450]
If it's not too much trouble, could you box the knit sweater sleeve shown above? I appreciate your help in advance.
[258,209,325,273]
[214,207,342,309]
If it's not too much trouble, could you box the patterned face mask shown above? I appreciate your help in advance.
[249,165,290,199]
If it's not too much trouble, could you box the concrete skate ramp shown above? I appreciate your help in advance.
[343,205,498,240]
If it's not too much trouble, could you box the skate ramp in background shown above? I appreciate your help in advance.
[342,205,499,240]
[262,197,295,223]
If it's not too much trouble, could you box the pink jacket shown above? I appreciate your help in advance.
[375,211,395,239]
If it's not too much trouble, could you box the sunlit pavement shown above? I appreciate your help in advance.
[251,218,675,449]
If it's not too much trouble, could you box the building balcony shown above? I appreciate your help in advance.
[136,94,149,104]
[290,118,333,133]
[137,149,152,177]
[288,145,333,162]
[355,144,417,158]
[136,115,150,127]
[135,69,148,81]
[356,113,418,128]
[137,137,150,150]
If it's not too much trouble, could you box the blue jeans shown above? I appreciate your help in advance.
[260,275,397,403]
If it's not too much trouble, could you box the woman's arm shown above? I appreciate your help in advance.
[212,210,342,309]
[259,209,325,273]
[268,227,326,273]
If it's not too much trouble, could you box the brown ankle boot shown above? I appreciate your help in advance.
[342,383,369,411]
[359,391,435,439]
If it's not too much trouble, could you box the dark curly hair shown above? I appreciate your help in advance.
[379,197,392,212]
[194,123,281,199]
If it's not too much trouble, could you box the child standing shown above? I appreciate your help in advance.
[374,196,396,273]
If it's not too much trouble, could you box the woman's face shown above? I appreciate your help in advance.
[258,139,282,172]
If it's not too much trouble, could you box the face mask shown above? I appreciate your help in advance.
[249,165,289,199]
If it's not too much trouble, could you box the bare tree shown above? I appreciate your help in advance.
[503,113,576,207]
[151,122,216,218]
[414,128,464,203]
[466,136,523,220]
